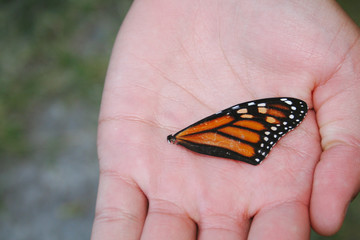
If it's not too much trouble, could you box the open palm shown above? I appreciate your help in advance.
[92,1,360,239]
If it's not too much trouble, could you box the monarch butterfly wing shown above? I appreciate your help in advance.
[167,97,308,165]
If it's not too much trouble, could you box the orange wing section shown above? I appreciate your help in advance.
[233,120,265,131]
[267,108,286,118]
[269,104,290,110]
[177,132,255,157]
[218,126,260,143]
[176,115,234,137]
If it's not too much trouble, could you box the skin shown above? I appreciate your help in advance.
[91,0,360,239]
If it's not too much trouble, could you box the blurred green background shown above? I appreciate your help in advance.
[0,0,359,239]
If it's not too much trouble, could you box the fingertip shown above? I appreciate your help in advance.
[310,190,349,236]
[91,173,147,240]
[310,145,360,236]
[248,202,310,240]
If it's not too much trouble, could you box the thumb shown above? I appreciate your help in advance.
[310,43,360,235]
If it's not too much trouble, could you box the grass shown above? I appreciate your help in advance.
[0,0,132,161]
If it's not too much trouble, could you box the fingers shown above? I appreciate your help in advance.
[310,144,360,235]
[197,215,250,240]
[248,202,310,240]
[91,173,147,240]
[140,199,197,240]
[141,201,250,240]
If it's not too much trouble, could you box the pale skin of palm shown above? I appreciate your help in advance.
[91,0,360,239]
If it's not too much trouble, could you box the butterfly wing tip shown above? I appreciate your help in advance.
[167,134,176,144]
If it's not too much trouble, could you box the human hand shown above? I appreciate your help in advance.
[91,0,360,239]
